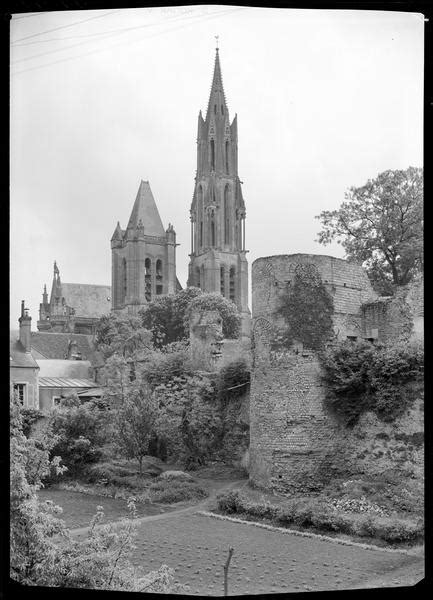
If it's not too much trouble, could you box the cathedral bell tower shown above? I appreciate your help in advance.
[188,46,250,337]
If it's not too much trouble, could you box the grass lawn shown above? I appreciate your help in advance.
[37,487,177,529]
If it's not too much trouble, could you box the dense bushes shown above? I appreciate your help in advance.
[320,340,424,425]
[149,477,208,503]
[217,359,250,402]
[49,396,109,477]
[215,490,424,545]
[21,407,44,437]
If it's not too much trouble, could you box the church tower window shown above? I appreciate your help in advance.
[225,140,229,174]
[198,186,203,248]
[214,104,217,114]
[122,258,127,304]
[156,259,163,295]
[145,258,151,301]
[224,185,230,244]
[220,266,225,296]
[210,139,215,171]
[229,267,236,302]
[221,104,224,115]
[211,219,215,247]
[196,266,201,288]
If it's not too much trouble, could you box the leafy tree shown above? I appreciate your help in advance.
[316,167,423,295]
[95,313,153,359]
[139,287,203,349]
[10,391,179,592]
[113,377,158,474]
[277,263,334,351]
[185,292,241,339]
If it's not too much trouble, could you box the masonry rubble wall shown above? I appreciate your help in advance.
[249,254,423,495]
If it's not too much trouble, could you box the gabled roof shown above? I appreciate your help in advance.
[60,283,111,318]
[127,180,165,236]
[10,332,39,369]
[30,332,102,365]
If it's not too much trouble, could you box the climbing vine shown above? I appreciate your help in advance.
[276,263,334,351]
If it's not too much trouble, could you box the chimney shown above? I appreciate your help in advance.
[19,300,32,352]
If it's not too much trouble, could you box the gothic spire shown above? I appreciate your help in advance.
[127,180,165,236]
[205,47,228,121]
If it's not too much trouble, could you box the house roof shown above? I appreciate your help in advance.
[10,333,39,369]
[30,332,102,365]
[38,377,99,388]
[60,283,111,318]
[37,359,92,379]
[126,180,165,236]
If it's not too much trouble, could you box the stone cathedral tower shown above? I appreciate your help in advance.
[188,48,250,336]
[111,180,178,314]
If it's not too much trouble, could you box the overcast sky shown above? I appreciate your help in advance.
[10,6,424,329]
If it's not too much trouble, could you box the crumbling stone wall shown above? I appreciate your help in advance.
[252,254,377,343]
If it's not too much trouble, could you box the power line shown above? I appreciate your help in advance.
[11,9,121,43]
[11,8,205,65]
[11,7,245,76]
[12,8,200,45]
[12,13,46,20]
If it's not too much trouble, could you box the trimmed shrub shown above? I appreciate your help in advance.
[149,478,207,503]
[216,490,244,514]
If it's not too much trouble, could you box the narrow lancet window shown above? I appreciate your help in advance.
[210,139,215,171]
[145,258,151,301]
[224,185,230,245]
[225,140,229,174]
[122,258,127,304]
[220,266,225,296]
[229,267,236,302]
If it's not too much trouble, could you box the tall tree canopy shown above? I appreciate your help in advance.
[94,313,153,359]
[316,167,423,295]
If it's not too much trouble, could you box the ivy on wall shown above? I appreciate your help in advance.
[320,340,424,426]
[276,263,334,351]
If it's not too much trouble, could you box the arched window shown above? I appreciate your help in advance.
[210,139,215,171]
[211,219,215,247]
[196,267,201,289]
[224,185,230,245]
[221,104,224,115]
[229,267,236,302]
[155,259,163,295]
[122,258,127,304]
[198,186,203,248]
[225,140,229,174]
[220,266,225,296]
[145,258,151,301]
[200,265,205,290]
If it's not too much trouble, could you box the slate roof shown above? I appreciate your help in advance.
[127,181,165,236]
[38,377,99,388]
[30,332,102,365]
[37,359,92,379]
[61,283,111,318]
[10,332,39,369]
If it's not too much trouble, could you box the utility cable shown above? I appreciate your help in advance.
[11,7,209,65]
[11,6,245,76]
[11,9,120,43]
